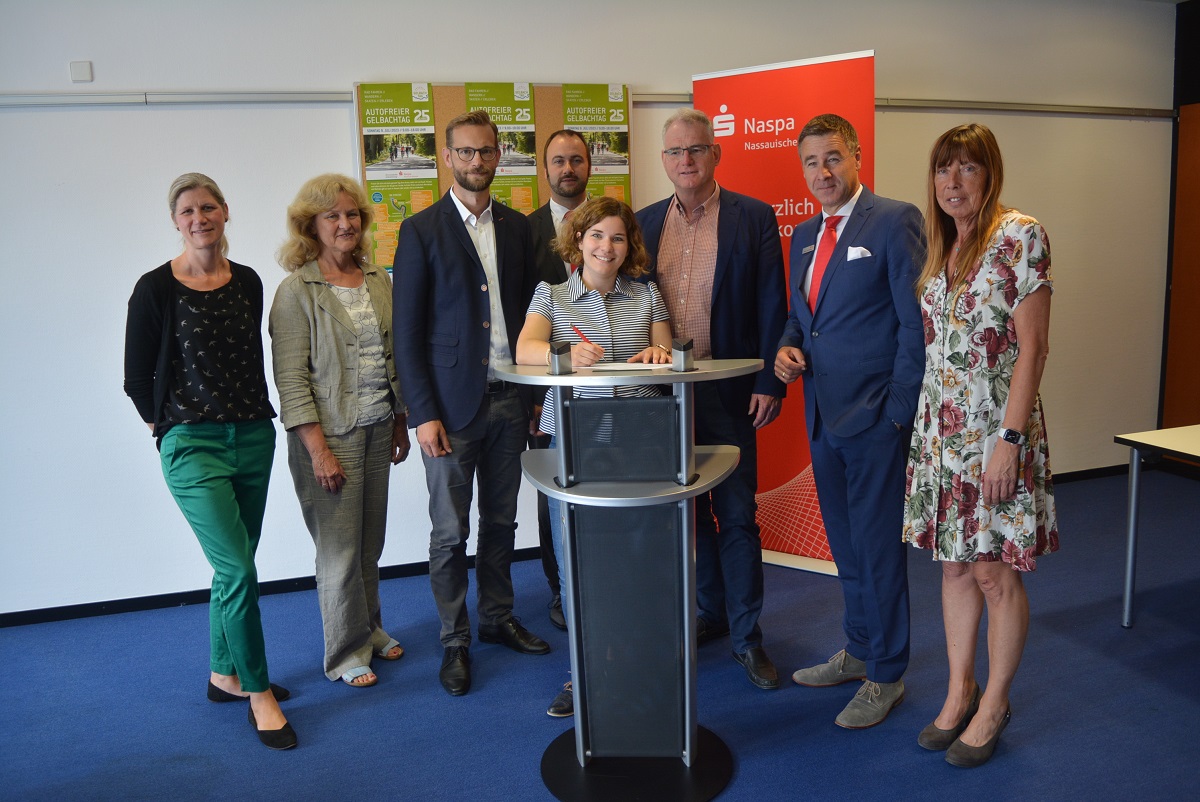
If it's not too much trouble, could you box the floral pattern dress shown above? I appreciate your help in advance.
[902,209,1059,571]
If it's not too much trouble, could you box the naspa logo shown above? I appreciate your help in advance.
[713,104,736,138]
[712,103,796,139]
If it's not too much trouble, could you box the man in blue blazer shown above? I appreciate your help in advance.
[776,114,925,728]
[394,110,548,697]
[638,109,787,691]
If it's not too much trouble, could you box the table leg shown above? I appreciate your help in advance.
[1121,448,1142,628]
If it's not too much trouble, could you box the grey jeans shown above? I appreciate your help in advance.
[421,389,526,647]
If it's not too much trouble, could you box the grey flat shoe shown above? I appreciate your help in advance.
[918,683,981,751]
[946,708,1011,768]
[792,649,867,687]
[835,679,905,729]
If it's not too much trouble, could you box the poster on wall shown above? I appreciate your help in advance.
[693,51,875,571]
[563,84,632,203]
[465,82,539,214]
[355,82,439,269]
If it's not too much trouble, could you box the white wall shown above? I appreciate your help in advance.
[0,0,1176,613]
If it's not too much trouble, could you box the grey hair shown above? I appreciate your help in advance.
[662,108,714,142]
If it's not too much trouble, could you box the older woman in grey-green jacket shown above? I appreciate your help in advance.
[269,174,409,688]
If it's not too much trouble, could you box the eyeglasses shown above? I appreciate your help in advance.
[451,146,500,162]
[662,144,713,160]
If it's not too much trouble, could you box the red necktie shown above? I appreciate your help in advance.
[807,215,843,312]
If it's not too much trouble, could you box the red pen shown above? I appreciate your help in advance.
[571,324,593,344]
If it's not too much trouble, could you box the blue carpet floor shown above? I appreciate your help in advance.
[2,471,1197,800]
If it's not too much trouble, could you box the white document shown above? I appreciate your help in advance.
[585,362,672,372]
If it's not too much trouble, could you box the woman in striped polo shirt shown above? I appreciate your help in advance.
[516,195,673,718]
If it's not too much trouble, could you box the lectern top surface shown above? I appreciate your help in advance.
[496,358,762,387]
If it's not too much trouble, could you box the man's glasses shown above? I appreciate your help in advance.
[451,146,500,162]
[662,144,713,159]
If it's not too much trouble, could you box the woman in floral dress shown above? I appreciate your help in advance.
[903,123,1058,768]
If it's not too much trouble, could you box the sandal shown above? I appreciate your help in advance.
[375,638,404,661]
[340,665,378,688]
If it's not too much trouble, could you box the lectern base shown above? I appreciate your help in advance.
[541,726,733,802]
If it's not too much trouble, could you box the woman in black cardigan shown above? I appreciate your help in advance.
[123,173,295,750]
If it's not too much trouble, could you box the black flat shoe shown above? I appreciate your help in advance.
[548,595,567,631]
[697,617,730,645]
[546,681,573,717]
[247,705,297,750]
[918,683,981,751]
[208,681,291,703]
[946,708,1010,768]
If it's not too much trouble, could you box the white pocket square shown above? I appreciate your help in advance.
[846,246,872,261]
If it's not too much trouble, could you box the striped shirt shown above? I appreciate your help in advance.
[655,184,720,359]
[526,271,669,436]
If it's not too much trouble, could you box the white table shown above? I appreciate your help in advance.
[1112,425,1200,627]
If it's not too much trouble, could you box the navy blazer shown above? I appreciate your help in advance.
[637,188,787,416]
[527,203,570,286]
[778,186,926,439]
[393,193,537,432]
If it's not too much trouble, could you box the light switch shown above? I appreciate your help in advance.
[70,61,93,83]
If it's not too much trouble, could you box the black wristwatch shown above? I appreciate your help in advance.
[999,428,1026,446]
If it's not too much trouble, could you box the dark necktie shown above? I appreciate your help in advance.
[562,208,578,273]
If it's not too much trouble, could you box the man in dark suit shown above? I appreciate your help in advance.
[526,129,591,634]
[637,109,787,691]
[393,110,549,697]
[775,113,925,728]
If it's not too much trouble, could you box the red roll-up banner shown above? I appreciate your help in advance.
[693,51,875,569]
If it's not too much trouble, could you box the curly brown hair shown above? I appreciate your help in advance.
[551,196,650,278]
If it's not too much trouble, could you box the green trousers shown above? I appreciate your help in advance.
[160,419,276,692]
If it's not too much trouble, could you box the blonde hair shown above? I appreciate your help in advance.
[168,172,229,256]
[918,123,1008,294]
[277,174,374,271]
[552,196,650,278]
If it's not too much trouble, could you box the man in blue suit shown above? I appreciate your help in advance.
[638,109,787,691]
[775,113,925,728]
[394,110,548,697]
